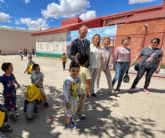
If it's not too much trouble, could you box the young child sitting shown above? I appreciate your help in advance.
[77,55,91,121]
[0,62,20,117]
[63,62,81,128]
[31,64,48,107]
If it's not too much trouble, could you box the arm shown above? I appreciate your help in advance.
[156,58,162,74]
[63,80,70,104]
[14,80,20,87]
[114,48,119,62]
[130,55,141,66]
[69,42,77,61]
[13,75,20,87]
[156,50,163,74]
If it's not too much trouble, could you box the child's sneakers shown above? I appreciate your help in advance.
[77,115,86,122]
[44,102,49,108]
[65,123,76,129]
[15,111,19,117]
[1,123,13,133]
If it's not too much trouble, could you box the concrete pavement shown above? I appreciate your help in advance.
[0,56,165,138]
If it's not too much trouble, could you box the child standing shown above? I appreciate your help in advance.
[77,55,91,121]
[61,53,67,70]
[0,63,20,117]
[24,56,35,74]
[30,64,48,107]
[63,62,81,128]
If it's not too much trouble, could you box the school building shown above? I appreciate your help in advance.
[0,27,35,55]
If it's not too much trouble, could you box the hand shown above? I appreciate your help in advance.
[156,68,160,74]
[87,92,91,98]
[66,103,71,109]
[17,84,21,88]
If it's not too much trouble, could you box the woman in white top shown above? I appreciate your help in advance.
[89,34,102,97]
[97,37,113,94]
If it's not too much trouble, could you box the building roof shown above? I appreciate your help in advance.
[32,3,165,36]
[32,17,102,36]
[107,10,165,25]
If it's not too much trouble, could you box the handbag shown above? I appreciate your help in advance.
[123,74,130,83]
[134,49,156,71]
[134,63,140,71]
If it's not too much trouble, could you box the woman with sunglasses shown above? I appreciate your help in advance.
[129,38,163,93]
[89,34,102,97]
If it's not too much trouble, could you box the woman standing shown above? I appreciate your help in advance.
[89,34,102,97]
[130,38,163,93]
[97,37,113,94]
[112,36,131,93]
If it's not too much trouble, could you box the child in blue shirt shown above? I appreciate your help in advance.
[0,62,20,117]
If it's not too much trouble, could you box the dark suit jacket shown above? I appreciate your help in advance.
[69,38,90,61]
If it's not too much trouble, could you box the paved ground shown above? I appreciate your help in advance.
[0,56,165,138]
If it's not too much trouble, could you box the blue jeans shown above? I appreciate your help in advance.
[112,62,130,90]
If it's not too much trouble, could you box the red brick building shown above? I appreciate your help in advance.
[32,0,165,64]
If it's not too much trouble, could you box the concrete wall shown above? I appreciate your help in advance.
[0,28,35,55]
[35,32,67,58]
[113,19,165,65]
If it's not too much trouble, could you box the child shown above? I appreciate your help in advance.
[24,56,35,74]
[77,55,91,121]
[31,64,48,107]
[61,53,67,70]
[0,63,20,117]
[63,62,81,128]
[0,104,12,132]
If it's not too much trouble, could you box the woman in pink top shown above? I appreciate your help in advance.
[112,36,131,93]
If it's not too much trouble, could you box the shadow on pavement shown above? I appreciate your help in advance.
[2,87,165,138]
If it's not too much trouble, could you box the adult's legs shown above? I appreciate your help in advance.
[90,68,99,94]
[104,70,112,93]
[116,63,130,90]
[131,66,146,89]
[144,68,157,89]
[112,63,122,87]
[96,68,102,91]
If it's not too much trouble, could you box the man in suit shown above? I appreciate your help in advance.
[69,25,90,67]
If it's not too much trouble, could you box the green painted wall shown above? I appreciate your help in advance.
[36,52,62,58]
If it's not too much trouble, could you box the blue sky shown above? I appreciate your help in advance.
[0,0,163,30]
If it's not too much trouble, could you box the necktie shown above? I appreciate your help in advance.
[82,40,86,53]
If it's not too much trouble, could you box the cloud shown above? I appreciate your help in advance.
[0,0,5,4]
[24,0,30,4]
[19,18,48,30]
[41,0,90,19]
[0,12,11,22]
[79,10,96,21]
[129,0,155,4]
